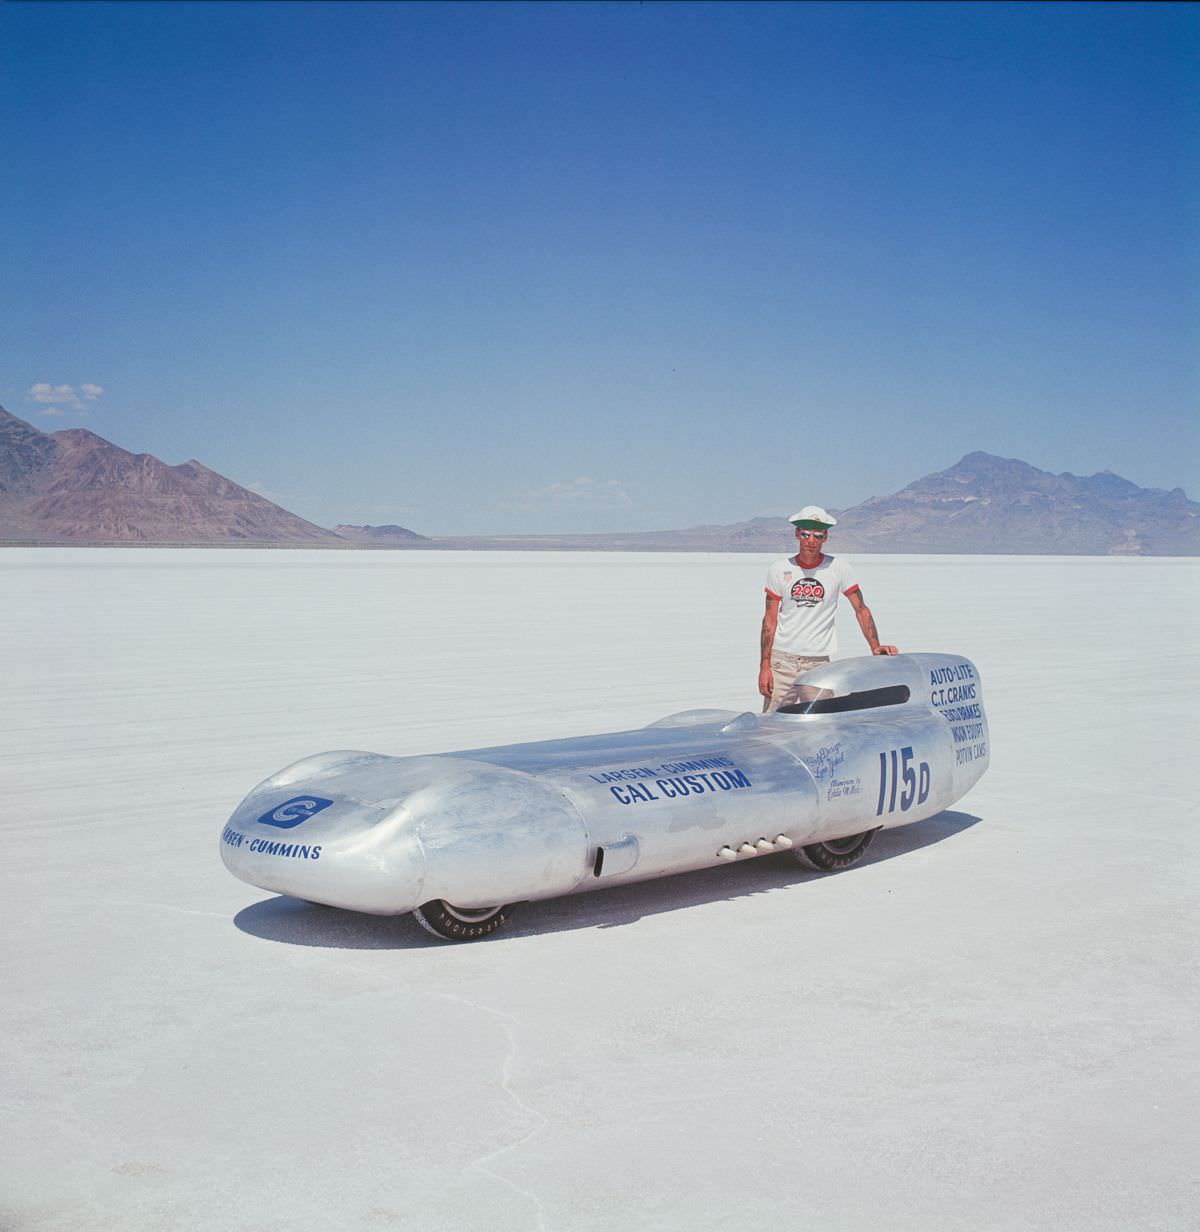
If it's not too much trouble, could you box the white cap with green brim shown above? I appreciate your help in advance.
[788,505,837,529]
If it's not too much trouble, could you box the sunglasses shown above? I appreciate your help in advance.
[796,530,827,541]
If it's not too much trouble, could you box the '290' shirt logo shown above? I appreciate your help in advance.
[258,796,334,829]
[790,577,826,607]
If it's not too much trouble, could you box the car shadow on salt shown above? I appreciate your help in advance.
[232,810,983,950]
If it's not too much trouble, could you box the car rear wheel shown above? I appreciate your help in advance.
[794,829,878,871]
[413,899,515,942]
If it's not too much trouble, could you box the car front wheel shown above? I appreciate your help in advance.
[413,899,515,942]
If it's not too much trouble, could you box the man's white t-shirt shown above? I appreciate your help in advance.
[764,554,860,656]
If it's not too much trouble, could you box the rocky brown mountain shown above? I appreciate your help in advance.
[833,452,1200,555]
[0,406,342,544]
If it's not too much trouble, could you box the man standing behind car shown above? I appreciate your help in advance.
[759,505,898,711]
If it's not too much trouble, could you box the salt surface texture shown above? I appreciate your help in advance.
[2,549,1197,1232]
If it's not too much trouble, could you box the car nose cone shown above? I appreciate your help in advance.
[221,788,427,915]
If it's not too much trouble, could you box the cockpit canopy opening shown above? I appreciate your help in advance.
[777,683,911,715]
[773,654,923,716]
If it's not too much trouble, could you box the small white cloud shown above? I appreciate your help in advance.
[28,383,79,405]
[27,382,103,414]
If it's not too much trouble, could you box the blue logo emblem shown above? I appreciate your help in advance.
[259,796,334,829]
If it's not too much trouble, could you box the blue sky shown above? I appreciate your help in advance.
[3,2,1196,534]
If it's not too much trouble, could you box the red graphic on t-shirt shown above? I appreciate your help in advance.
[790,577,826,607]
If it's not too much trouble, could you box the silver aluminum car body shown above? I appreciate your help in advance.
[220,653,989,915]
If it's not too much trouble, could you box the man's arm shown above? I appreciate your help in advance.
[758,592,780,698]
[846,587,898,655]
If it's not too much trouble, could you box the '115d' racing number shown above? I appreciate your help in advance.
[876,745,930,816]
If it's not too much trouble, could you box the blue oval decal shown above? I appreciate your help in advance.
[258,796,334,829]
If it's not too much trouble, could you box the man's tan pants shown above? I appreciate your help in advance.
[763,651,830,712]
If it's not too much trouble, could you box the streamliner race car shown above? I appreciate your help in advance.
[220,653,989,941]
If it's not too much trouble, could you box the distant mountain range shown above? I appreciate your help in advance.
[380,450,1200,555]
[1,405,1196,554]
[332,523,431,545]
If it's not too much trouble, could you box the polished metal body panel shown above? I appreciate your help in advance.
[221,654,989,915]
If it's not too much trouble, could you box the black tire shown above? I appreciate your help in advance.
[412,899,515,942]
[794,829,878,871]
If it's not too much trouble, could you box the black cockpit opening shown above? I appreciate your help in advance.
[778,684,911,715]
